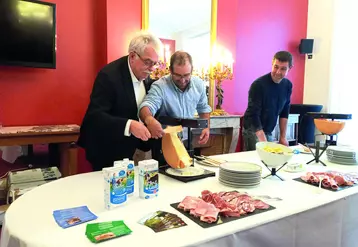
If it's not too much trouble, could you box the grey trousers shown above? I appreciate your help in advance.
[242,128,273,151]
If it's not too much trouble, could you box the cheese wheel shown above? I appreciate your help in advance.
[162,126,192,169]
[163,125,183,134]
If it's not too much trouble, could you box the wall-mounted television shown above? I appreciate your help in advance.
[0,0,56,69]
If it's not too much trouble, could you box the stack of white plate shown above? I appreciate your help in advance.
[326,146,358,165]
[219,162,262,188]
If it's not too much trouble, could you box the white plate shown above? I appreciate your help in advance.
[327,157,358,165]
[327,145,358,153]
[220,162,262,173]
[327,153,357,160]
[165,167,205,177]
[219,173,261,181]
[219,177,261,185]
[219,178,260,188]
[219,167,262,177]
[219,175,261,184]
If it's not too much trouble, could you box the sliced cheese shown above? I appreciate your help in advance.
[162,126,192,169]
[163,125,183,134]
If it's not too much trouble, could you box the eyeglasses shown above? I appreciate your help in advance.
[172,72,191,80]
[135,52,158,68]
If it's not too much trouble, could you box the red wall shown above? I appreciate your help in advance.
[0,0,101,126]
[0,0,309,124]
[0,0,142,173]
[219,0,308,114]
[0,0,143,127]
[106,0,142,63]
[0,0,308,171]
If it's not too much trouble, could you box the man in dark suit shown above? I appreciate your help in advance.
[78,31,163,171]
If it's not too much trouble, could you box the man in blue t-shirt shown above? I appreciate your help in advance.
[243,51,293,151]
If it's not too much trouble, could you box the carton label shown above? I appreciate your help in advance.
[110,170,127,204]
[141,170,158,195]
[126,163,134,194]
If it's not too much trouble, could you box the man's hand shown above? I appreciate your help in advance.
[255,130,267,142]
[279,137,289,146]
[198,128,210,144]
[129,121,151,141]
[145,116,164,139]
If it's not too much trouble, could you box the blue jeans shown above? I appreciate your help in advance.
[242,128,273,151]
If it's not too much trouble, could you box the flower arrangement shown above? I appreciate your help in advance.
[193,65,233,115]
[149,60,170,80]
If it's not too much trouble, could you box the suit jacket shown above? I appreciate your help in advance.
[78,56,151,168]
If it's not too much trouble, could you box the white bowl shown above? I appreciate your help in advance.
[256,142,294,168]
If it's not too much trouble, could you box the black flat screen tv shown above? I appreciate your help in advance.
[0,0,56,69]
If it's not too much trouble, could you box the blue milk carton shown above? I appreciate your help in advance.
[103,163,127,210]
[138,159,159,199]
[122,158,135,197]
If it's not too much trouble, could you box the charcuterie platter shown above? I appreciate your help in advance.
[170,190,275,228]
[294,171,358,191]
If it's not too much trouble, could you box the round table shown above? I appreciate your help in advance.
[0,167,230,247]
[2,151,358,247]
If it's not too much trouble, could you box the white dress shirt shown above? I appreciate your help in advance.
[124,59,146,136]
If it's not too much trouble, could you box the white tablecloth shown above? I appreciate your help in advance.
[1,150,358,247]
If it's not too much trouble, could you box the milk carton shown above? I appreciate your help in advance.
[123,158,135,196]
[103,163,127,210]
[138,159,159,199]
[113,160,123,167]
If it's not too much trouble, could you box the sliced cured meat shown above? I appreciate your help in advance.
[236,194,253,203]
[322,180,331,188]
[221,192,238,202]
[301,172,313,182]
[301,171,357,189]
[192,201,211,216]
[199,203,220,223]
[221,209,241,217]
[333,175,345,186]
[178,196,203,211]
[252,199,270,209]
[342,173,358,185]
[322,176,331,188]
[329,178,339,190]
[201,190,214,203]
[241,202,255,213]
[178,190,272,224]
[212,193,228,210]
[218,191,228,197]
[301,171,358,190]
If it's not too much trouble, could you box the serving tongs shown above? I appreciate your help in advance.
[194,155,224,167]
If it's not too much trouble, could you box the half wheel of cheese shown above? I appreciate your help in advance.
[162,126,192,169]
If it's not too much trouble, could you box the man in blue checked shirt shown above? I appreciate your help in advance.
[139,51,212,145]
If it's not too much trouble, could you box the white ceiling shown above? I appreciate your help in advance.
[148,0,211,38]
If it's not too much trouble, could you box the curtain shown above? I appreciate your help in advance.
[328,0,358,147]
